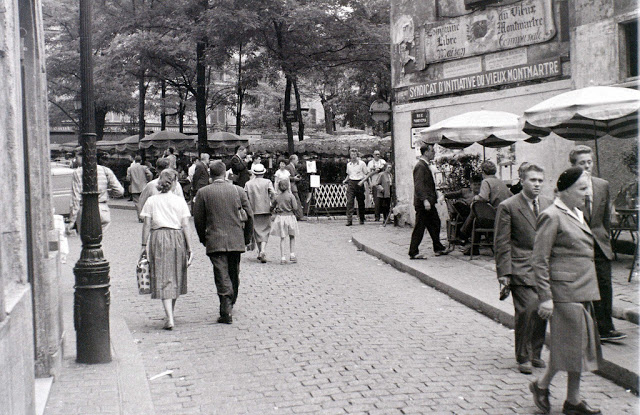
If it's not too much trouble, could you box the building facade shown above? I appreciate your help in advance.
[1,0,63,412]
[391,0,638,218]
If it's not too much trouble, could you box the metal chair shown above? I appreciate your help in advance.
[469,201,496,260]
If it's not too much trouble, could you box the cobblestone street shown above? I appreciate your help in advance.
[79,210,638,414]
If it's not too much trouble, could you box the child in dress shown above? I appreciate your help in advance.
[271,179,300,264]
[273,158,291,195]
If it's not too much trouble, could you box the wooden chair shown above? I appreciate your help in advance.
[445,199,464,252]
[469,201,496,260]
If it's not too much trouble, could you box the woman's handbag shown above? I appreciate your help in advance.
[235,187,249,223]
[136,252,151,295]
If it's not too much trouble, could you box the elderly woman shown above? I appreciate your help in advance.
[140,169,193,330]
[529,167,602,415]
[244,163,275,263]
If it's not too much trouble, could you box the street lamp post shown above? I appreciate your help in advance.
[74,0,111,363]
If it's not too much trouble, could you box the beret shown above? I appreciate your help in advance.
[557,167,584,192]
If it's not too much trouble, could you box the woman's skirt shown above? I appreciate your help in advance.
[549,302,602,372]
[148,228,188,300]
[270,214,299,237]
[253,214,272,243]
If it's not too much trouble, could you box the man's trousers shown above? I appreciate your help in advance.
[409,205,445,257]
[209,252,241,318]
[511,284,547,364]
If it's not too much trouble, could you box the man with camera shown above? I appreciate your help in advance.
[494,163,551,374]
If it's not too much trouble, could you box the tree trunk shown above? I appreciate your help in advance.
[320,97,335,134]
[235,43,243,135]
[94,107,107,140]
[196,40,208,153]
[138,65,146,142]
[160,79,166,131]
[178,101,185,133]
[292,77,303,141]
[284,75,294,155]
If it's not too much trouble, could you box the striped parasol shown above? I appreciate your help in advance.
[520,86,640,174]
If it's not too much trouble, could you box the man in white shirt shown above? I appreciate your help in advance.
[342,148,369,226]
[364,150,386,221]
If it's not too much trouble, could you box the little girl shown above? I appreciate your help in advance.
[271,179,300,264]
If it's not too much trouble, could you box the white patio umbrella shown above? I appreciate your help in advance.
[419,110,541,154]
[520,86,640,174]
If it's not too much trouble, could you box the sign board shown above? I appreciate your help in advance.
[310,175,321,188]
[306,160,317,174]
[411,110,430,128]
[283,110,298,123]
[408,58,561,100]
[422,0,556,64]
[369,99,391,123]
[411,128,423,148]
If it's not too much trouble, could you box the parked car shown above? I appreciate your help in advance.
[51,162,75,218]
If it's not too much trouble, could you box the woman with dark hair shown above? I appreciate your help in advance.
[140,169,193,330]
[529,167,603,415]
[273,157,291,195]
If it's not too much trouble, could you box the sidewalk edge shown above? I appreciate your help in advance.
[351,235,639,394]
[111,315,156,415]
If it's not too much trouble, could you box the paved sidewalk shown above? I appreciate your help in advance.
[350,222,639,393]
[44,221,155,415]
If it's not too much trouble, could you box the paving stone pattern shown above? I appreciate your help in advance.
[100,211,639,414]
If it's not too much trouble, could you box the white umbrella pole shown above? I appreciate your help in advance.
[593,121,600,177]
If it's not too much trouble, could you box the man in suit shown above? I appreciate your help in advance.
[126,155,152,218]
[409,143,447,259]
[570,145,626,341]
[191,153,210,200]
[285,154,305,220]
[230,146,252,188]
[494,164,551,374]
[193,160,253,324]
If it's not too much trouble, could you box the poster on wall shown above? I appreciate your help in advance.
[423,0,556,64]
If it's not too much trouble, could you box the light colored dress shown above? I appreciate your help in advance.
[140,192,191,300]
[270,191,299,237]
[245,177,275,243]
[273,168,291,194]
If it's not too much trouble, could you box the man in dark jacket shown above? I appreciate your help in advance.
[409,143,447,259]
[191,153,210,199]
[230,146,251,188]
[193,160,253,324]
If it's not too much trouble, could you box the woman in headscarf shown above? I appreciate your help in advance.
[529,167,602,415]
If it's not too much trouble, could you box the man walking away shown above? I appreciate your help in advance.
[570,145,626,342]
[127,155,152,219]
[494,163,551,374]
[408,144,447,259]
[193,160,253,324]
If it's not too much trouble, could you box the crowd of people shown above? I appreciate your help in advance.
[409,143,625,415]
[66,141,627,414]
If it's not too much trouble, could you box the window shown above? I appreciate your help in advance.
[620,20,638,79]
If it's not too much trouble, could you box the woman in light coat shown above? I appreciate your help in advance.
[244,164,275,263]
[529,167,602,415]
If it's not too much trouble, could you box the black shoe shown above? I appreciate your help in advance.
[529,380,550,413]
[531,358,546,368]
[600,330,627,341]
[434,249,449,256]
[345,222,353,227]
[217,315,232,324]
[359,220,365,225]
[562,400,601,415]
[518,362,533,374]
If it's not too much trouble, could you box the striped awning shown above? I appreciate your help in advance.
[520,86,640,141]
